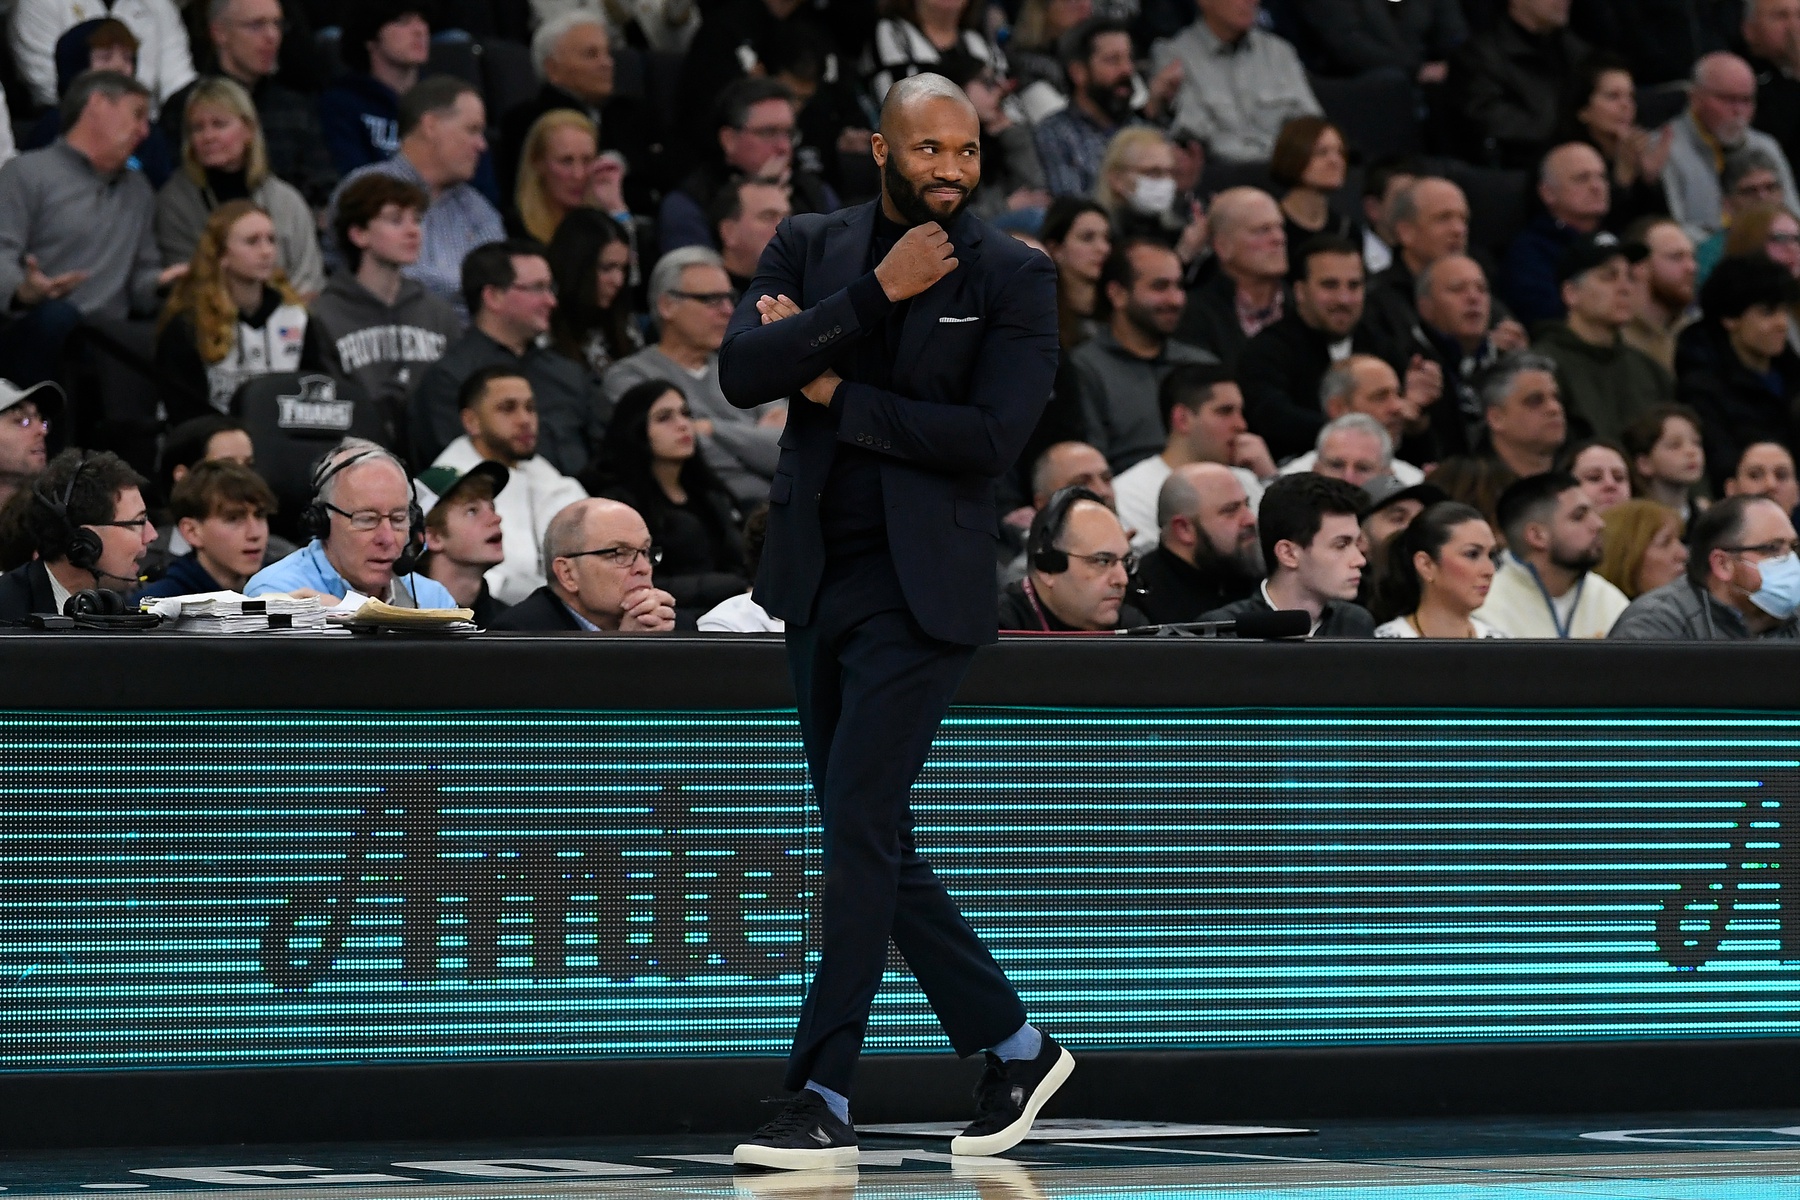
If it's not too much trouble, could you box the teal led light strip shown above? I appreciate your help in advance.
[0,707,1791,1071]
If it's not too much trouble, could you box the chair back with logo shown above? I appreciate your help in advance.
[232,373,385,542]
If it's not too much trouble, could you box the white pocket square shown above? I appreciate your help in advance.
[938,315,981,324]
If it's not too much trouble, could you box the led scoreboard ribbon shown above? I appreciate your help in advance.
[0,708,1791,1069]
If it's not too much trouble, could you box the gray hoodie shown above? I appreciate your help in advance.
[309,270,462,418]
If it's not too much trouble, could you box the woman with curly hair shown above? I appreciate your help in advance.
[155,200,321,425]
[578,380,748,617]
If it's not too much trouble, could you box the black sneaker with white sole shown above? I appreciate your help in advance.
[733,1090,860,1171]
[949,1033,1075,1157]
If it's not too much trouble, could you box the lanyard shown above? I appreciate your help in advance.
[1021,577,1054,632]
[1522,559,1584,639]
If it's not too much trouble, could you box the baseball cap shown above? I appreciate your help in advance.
[1555,231,1647,286]
[415,461,509,514]
[0,378,63,420]
[1363,477,1449,515]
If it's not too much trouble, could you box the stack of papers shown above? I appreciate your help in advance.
[326,595,477,634]
[139,591,330,633]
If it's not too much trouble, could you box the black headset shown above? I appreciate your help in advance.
[300,447,426,577]
[1028,485,1105,575]
[32,451,105,574]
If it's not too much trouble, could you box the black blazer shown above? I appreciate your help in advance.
[487,586,585,632]
[718,202,1061,646]
[0,560,56,623]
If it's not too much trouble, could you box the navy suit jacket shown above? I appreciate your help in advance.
[718,202,1060,646]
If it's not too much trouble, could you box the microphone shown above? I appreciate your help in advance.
[1116,609,1312,639]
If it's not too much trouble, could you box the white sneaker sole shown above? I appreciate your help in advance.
[731,1142,860,1171]
[948,1046,1075,1157]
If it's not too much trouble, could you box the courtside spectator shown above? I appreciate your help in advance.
[1294,0,1467,83]
[1503,142,1612,325]
[1677,253,1800,490]
[1041,198,1112,350]
[1371,502,1507,638]
[1279,358,1427,484]
[154,200,319,424]
[999,486,1147,631]
[1113,364,1272,555]
[161,0,335,207]
[546,209,643,379]
[1609,492,1800,637]
[698,507,782,632]
[676,0,853,144]
[1693,149,1789,280]
[156,77,324,297]
[0,72,174,387]
[713,177,791,295]
[1446,0,1590,169]
[1151,0,1320,163]
[1177,188,1287,370]
[1272,119,1357,254]
[489,496,678,631]
[414,459,509,627]
[1094,127,1203,258]
[1200,472,1375,637]
[328,76,505,315]
[1664,52,1800,239]
[1001,440,1118,581]
[142,413,295,576]
[1360,477,1450,556]
[134,459,275,597]
[1475,470,1630,637]
[313,173,460,435]
[659,78,838,255]
[1595,497,1691,599]
[10,0,194,111]
[0,448,155,619]
[1408,254,1527,460]
[582,380,750,619]
[0,380,57,508]
[1286,412,1398,491]
[431,365,587,605]
[1360,156,1423,275]
[1132,462,1262,624]
[1238,236,1386,459]
[318,2,431,176]
[244,438,455,606]
[1561,436,1634,512]
[1623,217,1698,370]
[1621,404,1709,523]
[1724,440,1800,510]
[1427,352,1568,524]
[1744,0,1800,172]
[1567,55,1675,230]
[22,19,174,181]
[1033,19,1165,198]
[604,247,782,506]
[1534,232,1674,443]
[410,239,602,477]
[1066,239,1216,472]
[497,12,656,215]
[513,110,633,251]
[1363,177,1489,352]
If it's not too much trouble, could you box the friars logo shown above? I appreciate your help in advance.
[275,376,355,432]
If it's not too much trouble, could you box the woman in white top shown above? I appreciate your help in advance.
[1372,501,1509,639]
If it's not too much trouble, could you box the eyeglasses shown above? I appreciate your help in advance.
[561,544,663,568]
[1770,232,1800,247]
[1066,549,1137,572]
[325,504,412,532]
[90,517,151,532]
[1723,539,1800,558]
[4,411,48,431]
[506,280,558,296]
[669,289,738,308]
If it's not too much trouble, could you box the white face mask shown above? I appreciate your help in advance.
[1128,175,1177,216]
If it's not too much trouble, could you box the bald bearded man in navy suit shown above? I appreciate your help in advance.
[719,74,1075,1171]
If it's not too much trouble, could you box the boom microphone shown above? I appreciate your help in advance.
[1117,609,1313,639]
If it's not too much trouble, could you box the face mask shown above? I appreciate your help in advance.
[1128,176,1177,216]
[1747,550,1800,617]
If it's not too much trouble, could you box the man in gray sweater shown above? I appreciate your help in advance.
[602,246,782,507]
[0,70,178,386]
[1610,494,1800,640]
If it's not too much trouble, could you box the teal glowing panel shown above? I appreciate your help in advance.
[0,708,1793,1070]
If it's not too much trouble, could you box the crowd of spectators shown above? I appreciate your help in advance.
[2,0,1800,642]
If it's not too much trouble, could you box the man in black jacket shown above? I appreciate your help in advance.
[1445,0,1592,169]
[999,487,1147,631]
[489,498,675,632]
[1131,462,1261,624]
[0,449,155,622]
[1176,186,1289,371]
[1199,472,1376,637]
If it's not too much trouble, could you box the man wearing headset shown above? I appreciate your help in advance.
[244,437,455,606]
[998,485,1148,631]
[0,447,156,620]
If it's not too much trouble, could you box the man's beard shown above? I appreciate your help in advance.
[883,154,972,227]
[1650,276,1694,311]
[1194,528,1264,581]
[1551,542,1603,575]
[1086,78,1133,123]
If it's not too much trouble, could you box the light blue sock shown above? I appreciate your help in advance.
[804,1079,852,1124]
[992,1021,1042,1062]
